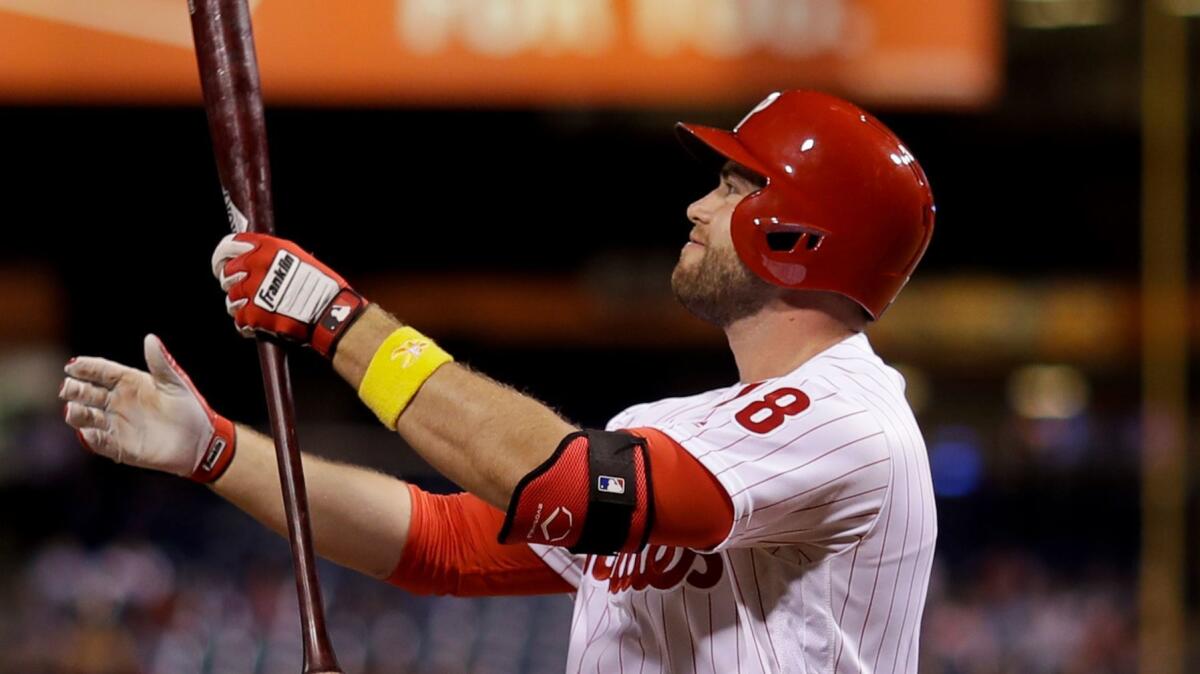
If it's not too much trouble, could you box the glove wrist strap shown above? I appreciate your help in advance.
[311,288,367,358]
[190,416,236,484]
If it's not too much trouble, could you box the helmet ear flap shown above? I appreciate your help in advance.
[728,186,769,279]
[729,184,827,288]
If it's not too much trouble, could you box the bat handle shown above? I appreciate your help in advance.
[257,340,343,673]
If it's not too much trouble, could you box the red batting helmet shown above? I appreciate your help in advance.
[676,90,935,319]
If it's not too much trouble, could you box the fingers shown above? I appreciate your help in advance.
[226,292,254,337]
[63,356,136,389]
[64,401,108,430]
[225,294,249,319]
[222,261,252,321]
[211,233,257,280]
[59,377,110,408]
[61,356,124,462]
[231,302,259,338]
[78,427,121,462]
[219,269,247,293]
[64,391,123,463]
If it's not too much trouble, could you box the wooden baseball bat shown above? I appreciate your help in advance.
[186,2,342,672]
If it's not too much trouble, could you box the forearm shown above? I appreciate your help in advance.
[332,305,576,510]
[212,423,412,579]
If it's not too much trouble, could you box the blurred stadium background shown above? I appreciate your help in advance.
[0,0,1196,672]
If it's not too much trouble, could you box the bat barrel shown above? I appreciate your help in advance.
[188,0,274,235]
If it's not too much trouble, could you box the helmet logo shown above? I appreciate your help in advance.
[734,91,781,132]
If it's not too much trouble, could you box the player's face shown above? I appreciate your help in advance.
[671,161,774,327]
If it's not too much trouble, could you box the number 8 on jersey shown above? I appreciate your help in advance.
[735,387,811,434]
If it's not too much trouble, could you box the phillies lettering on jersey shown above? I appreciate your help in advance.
[585,546,724,594]
[531,333,937,674]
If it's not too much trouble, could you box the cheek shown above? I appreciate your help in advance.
[709,203,738,250]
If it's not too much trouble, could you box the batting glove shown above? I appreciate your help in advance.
[61,335,236,483]
[211,233,366,357]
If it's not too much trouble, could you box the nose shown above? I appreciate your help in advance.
[687,191,717,226]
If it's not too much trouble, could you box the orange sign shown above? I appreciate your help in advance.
[0,0,999,106]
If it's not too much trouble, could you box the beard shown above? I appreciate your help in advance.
[671,243,776,327]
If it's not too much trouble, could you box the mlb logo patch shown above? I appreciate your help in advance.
[597,475,625,494]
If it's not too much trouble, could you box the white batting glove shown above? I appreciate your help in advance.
[60,334,236,483]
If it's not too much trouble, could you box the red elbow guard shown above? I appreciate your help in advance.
[499,431,653,555]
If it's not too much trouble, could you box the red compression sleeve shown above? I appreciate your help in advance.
[388,485,574,596]
[626,427,734,550]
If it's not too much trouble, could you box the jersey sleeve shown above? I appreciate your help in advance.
[630,376,892,556]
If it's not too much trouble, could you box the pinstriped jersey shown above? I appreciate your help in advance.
[532,332,937,673]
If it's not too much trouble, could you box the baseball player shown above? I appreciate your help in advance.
[60,90,936,673]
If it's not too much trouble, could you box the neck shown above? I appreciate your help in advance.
[724,298,862,383]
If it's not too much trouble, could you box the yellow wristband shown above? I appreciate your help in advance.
[358,326,454,427]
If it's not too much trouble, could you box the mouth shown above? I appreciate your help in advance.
[687,230,707,247]
[681,239,705,258]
